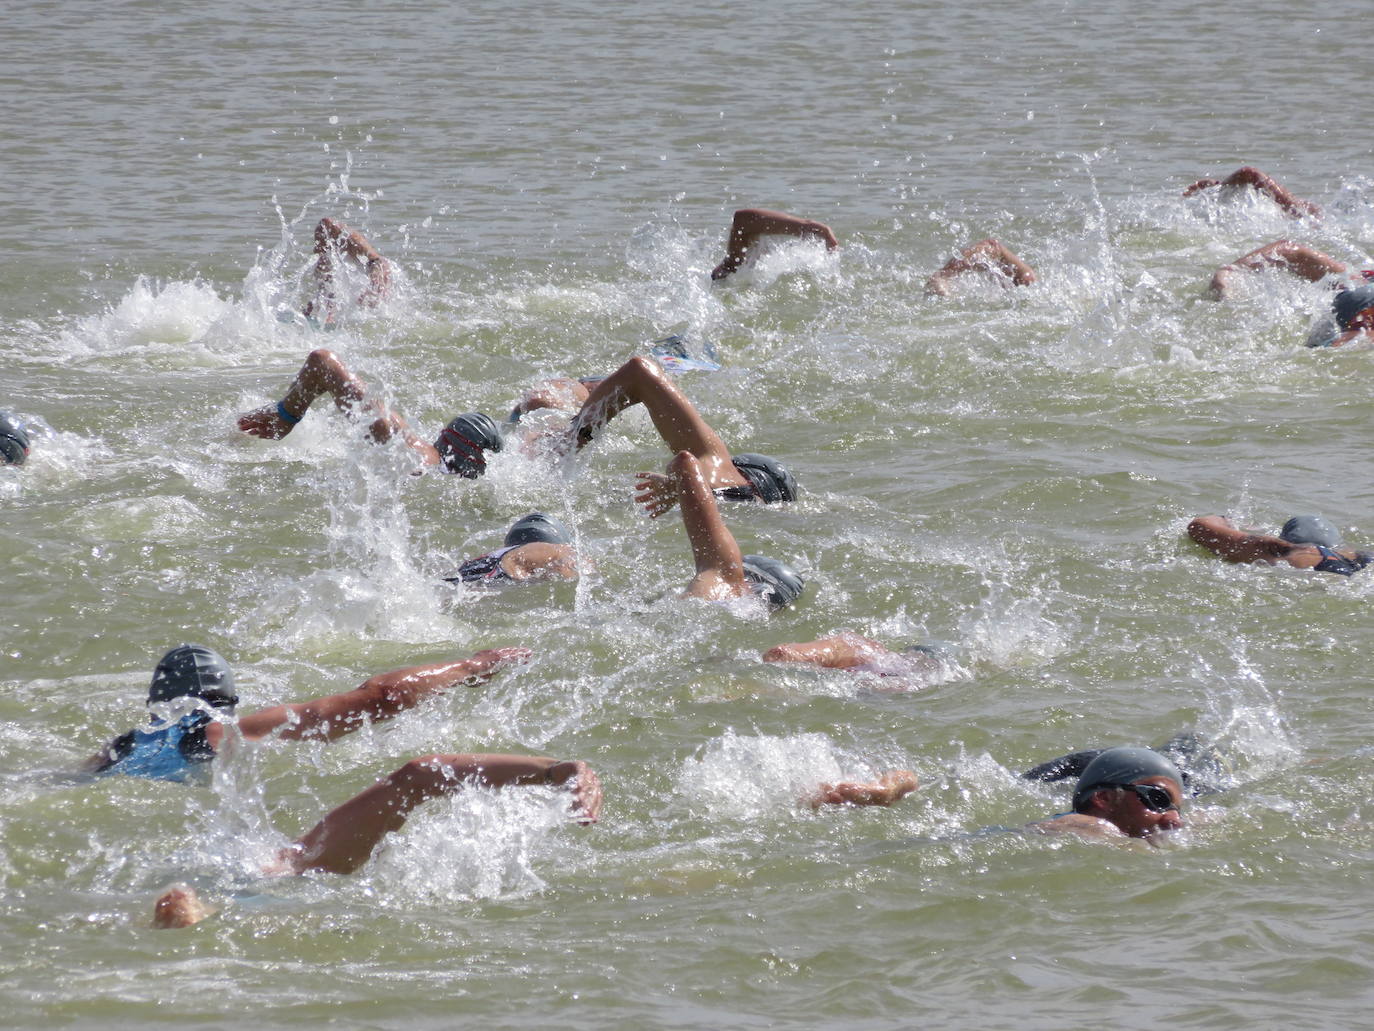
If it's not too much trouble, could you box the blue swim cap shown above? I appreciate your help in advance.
[504,512,572,548]
[1333,285,1374,330]
[742,555,806,609]
[0,412,30,466]
[148,644,237,712]
[1280,515,1342,549]
[435,412,504,477]
[729,454,798,504]
[1071,747,1182,813]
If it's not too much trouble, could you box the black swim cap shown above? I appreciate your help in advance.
[147,644,237,712]
[504,512,572,548]
[0,412,30,466]
[1333,284,1374,329]
[730,454,798,504]
[1071,747,1182,813]
[1280,515,1341,549]
[742,554,806,609]
[435,412,504,477]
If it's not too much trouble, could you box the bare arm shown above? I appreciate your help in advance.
[305,218,393,319]
[229,648,530,745]
[1183,166,1320,218]
[1207,240,1346,299]
[806,770,918,808]
[925,238,1037,297]
[663,450,748,601]
[280,753,601,876]
[1186,516,1294,565]
[762,634,889,670]
[712,208,839,281]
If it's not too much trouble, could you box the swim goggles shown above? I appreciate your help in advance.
[1108,782,1179,812]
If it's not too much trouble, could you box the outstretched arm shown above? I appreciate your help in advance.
[1186,516,1293,565]
[806,770,918,808]
[228,648,531,745]
[925,238,1037,297]
[712,208,839,281]
[279,753,601,875]
[1207,240,1347,299]
[1183,167,1320,218]
[762,634,889,670]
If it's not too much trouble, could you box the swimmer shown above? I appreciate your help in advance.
[0,411,31,466]
[762,633,946,676]
[303,218,393,323]
[1306,283,1374,349]
[567,356,798,506]
[151,752,601,928]
[441,512,582,587]
[1205,240,1357,300]
[87,643,530,783]
[237,348,505,476]
[1183,166,1321,218]
[711,208,839,281]
[924,238,1038,297]
[635,449,805,609]
[1031,747,1185,842]
[1023,731,1231,798]
[1187,514,1372,576]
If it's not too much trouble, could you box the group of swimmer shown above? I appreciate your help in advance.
[5,164,1368,929]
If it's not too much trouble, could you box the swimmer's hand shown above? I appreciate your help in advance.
[634,471,679,518]
[1182,178,1222,197]
[807,770,919,809]
[463,647,534,682]
[547,760,602,824]
[238,405,295,439]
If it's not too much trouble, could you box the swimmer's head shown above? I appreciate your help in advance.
[729,454,798,504]
[504,512,572,548]
[435,412,504,477]
[742,554,806,609]
[1333,285,1374,330]
[0,412,31,466]
[1071,747,1183,814]
[1280,515,1342,549]
[147,644,238,712]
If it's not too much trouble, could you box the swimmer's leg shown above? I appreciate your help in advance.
[567,357,741,487]
[276,754,600,876]
[237,348,407,444]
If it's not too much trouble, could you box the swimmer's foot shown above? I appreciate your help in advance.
[807,770,919,809]
[152,885,215,929]
[238,402,301,440]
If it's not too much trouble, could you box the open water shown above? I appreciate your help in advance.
[3,1,1374,1028]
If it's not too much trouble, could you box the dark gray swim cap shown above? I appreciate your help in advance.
[1333,284,1374,330]
[435,412,504,477]
[742,554,806,609]
[147,644,237,711]
[0,412,30,466]
[730,454,798,504]
[1280,515,1342,549]
[1072,747,1182,813]
[504,512,572,548]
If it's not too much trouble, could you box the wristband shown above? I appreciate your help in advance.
[276,400,302,425]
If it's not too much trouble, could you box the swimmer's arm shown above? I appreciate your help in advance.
[926,238,1037,296]
[235,648,532,743]
[712,208,839,280]
[1028,812,1127,839]
[1186,516,1293,565]
[762,634,886,670]
[669,451,747,598]
[806,770,919,808]
[1207,240,1346,300]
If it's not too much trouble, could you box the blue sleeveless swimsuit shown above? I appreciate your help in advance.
[96,712,216,783]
